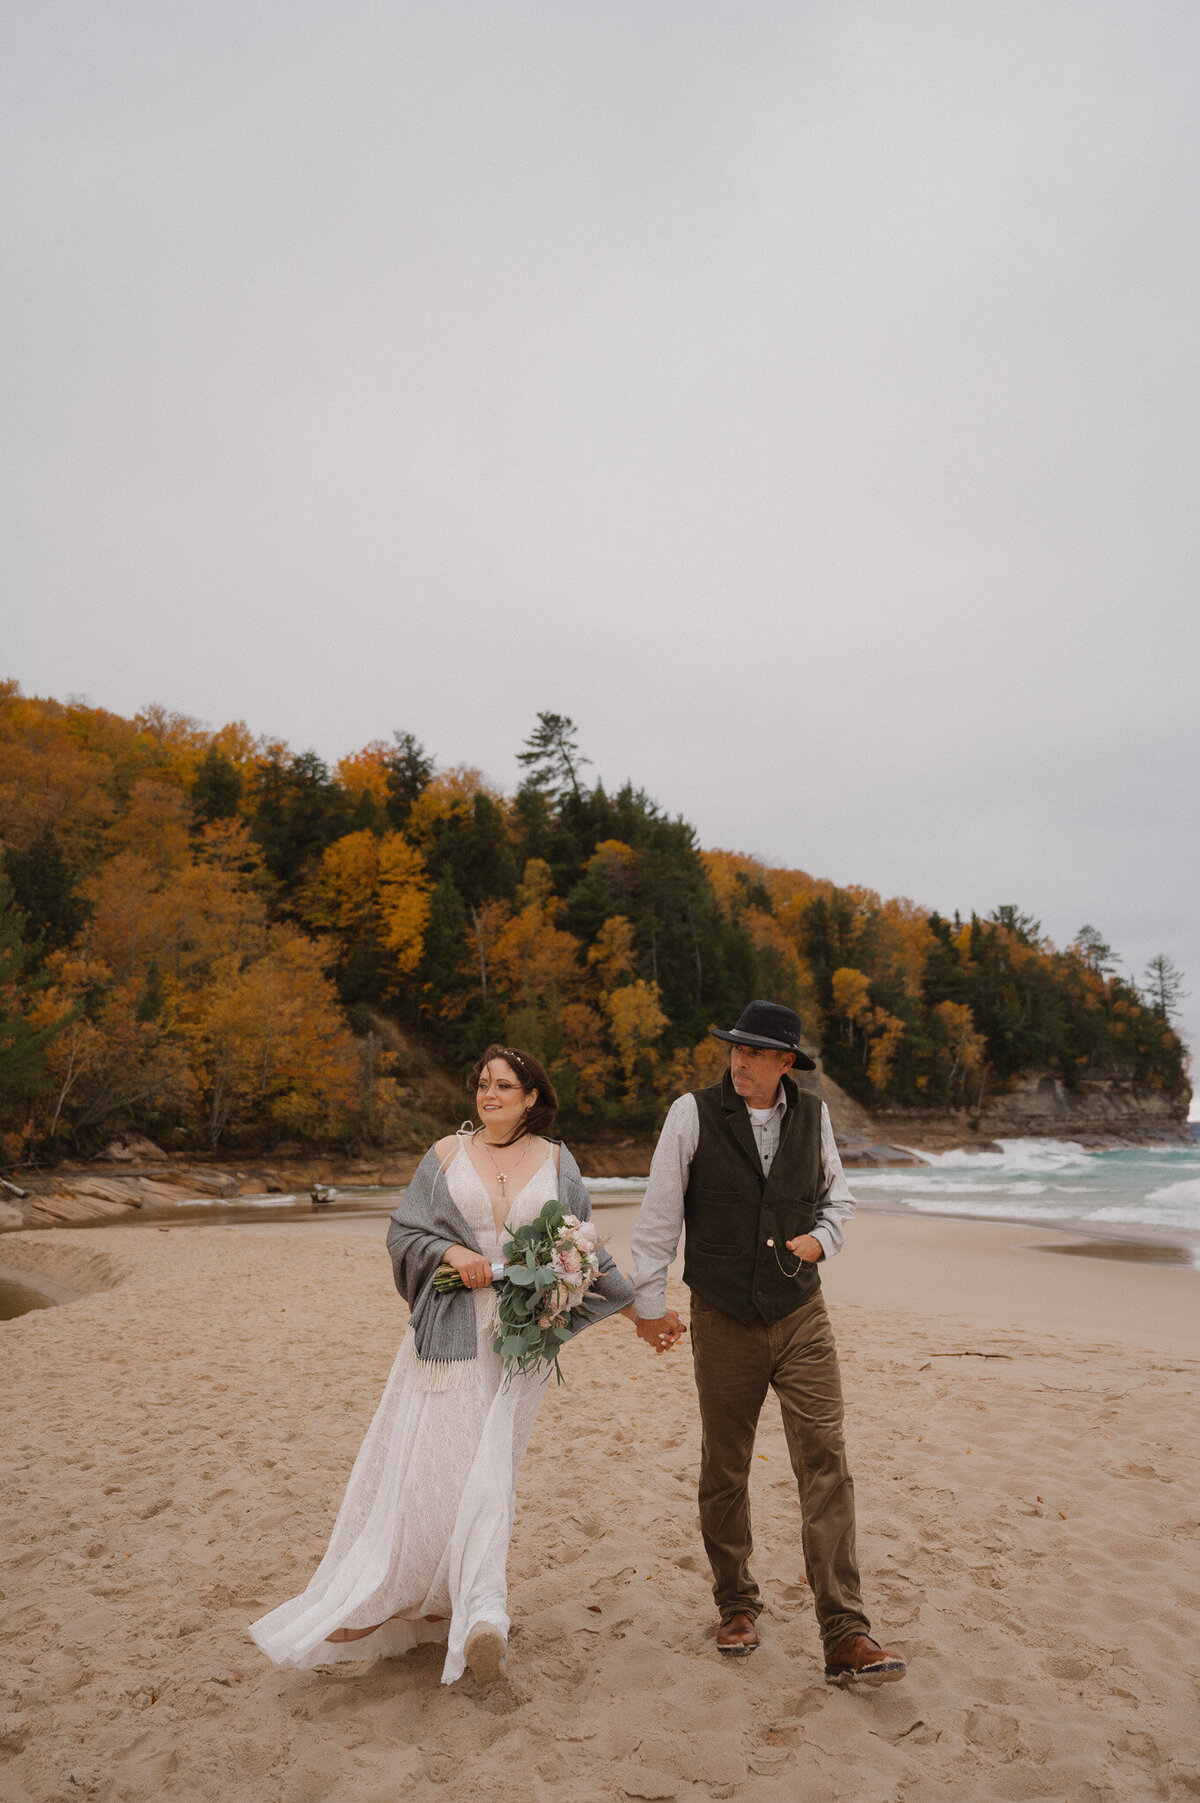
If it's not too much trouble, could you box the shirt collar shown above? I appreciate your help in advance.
[746,1085,786,1120]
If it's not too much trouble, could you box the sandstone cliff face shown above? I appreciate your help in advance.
[875,1070,1193,1148]
[791,1045,878,1141]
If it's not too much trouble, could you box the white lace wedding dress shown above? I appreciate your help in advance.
[249,1142,556,1684]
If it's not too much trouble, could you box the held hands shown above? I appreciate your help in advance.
[785,1233,823,1264]
[442,1243,493,1290]
[633,1308,686,1354]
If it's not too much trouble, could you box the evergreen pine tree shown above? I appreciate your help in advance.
[2,827,89,955]
[136,958,166,1022]
[191,745,244,824]
[383,731,435,829]
[0,879,66,1132]
[516,712,591,799]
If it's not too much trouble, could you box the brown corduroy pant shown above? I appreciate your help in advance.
[689,1287,870,1653]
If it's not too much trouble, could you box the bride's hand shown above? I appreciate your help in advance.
[442,1244,493,1289]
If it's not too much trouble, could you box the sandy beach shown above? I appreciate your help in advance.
[1,1212,1198,1803]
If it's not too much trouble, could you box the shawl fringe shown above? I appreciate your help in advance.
[396,1331,479,1393]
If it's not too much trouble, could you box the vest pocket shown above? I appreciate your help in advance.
[689,1189,743,1256]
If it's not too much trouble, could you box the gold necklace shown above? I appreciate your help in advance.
[475,1129,532,1202]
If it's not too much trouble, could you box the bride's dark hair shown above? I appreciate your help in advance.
[467,1044,557,1145]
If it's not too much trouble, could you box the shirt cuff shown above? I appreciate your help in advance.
[633,1283,669,1319]
[811,1225,839,1263]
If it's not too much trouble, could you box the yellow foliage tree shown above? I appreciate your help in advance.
[300,829,431,981]
[31,952,195,1143]
[514,856,557,915]
[132,704,211,787]
[604,979,668,1103]
[406,767,503,848]
[301,829,382,940]
[194,817,266,882]
[336,741,392,806]
[0,685,115,856]
[489,904,582,1005]
[866,1011,906,1093]
[702,848,767,915]
[830,967,873,1032]
[934,1000,986,1093]
[105,780,193,874]
[742,906,819,1024]
[557,1001,614,1111]
[83,848,268,990]
[378,834,432,974]
[189,931,359,1144]
[876,897,934,994]
[208,720,263,769]
[587,914,637,988]
[657,1034,730,1097]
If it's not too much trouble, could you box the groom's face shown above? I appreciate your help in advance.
[729,1044,795,1109]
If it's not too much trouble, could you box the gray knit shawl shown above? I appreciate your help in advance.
[386,1138,634,1387]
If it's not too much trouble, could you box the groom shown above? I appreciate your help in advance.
[628,1000,906,1686]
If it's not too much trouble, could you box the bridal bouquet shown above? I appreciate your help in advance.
[433,1199,602,1383]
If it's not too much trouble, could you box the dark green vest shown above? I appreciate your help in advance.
[682,1071,824,1326]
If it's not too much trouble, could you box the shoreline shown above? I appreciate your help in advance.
[5,1174,1200,1273]
[4,1118,1195,1233]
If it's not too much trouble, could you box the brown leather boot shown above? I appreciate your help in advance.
[824,1633,906,1686]
[716,1611,760,1657]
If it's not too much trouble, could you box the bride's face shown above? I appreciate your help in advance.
[476,1059,535,1139]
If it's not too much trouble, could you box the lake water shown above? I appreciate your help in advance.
[850,1136,1200,1240]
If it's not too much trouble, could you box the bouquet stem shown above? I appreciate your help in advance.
[433,1261,506,1293]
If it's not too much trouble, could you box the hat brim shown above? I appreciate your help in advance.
[710,1027,818,1071]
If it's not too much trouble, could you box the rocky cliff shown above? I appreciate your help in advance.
[873,1070,1193,1150]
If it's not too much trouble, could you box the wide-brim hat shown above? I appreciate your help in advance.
[710,1000,817,1071]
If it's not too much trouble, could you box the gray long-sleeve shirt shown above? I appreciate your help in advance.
[628,1089,857,1318]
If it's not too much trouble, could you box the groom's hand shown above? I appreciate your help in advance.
[635,1310,685,1353]
[785,1233,823,1264]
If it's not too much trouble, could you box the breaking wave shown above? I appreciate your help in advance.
[853,1138,1200,1237]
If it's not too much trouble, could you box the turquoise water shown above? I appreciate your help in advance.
[851,1137,1200,1237]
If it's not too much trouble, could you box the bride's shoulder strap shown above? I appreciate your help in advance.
[434,1131,468,1174]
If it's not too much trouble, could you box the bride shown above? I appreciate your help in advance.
[249,1044,636,1685]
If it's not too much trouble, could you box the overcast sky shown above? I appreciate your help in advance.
[4,2,1198,1095]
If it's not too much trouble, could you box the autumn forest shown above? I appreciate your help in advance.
[0,681,1188,1163]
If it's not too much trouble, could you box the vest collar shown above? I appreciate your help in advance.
[719,1069,800,1174]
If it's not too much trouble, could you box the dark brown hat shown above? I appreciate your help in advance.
[710,1000,817,1070]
